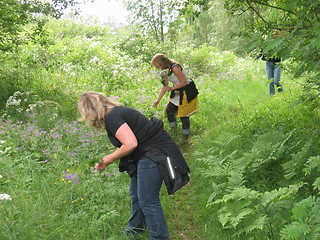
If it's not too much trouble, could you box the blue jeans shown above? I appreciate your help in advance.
[266,61,283,95]
[125,158,169,240]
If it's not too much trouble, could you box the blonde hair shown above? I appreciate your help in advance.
[78,91,123,129]
[151,53,179,69]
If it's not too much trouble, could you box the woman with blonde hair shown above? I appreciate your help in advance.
[78,91,190,239]
[151,53,199,144]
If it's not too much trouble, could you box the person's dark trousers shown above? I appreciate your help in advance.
[166,102,190,134]
[266,61,283,95]
[125,158,169,240]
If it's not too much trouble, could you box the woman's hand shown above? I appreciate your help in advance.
[94,124,138,172]
[153,85,171,108]
[95,162,107,171]
[95,156,111,171]
[163,86,173,91]
[153,100,160,108]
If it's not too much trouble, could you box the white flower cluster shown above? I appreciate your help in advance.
[89,56,101,64]
[5,95,22,107]
[160,69,169,78]
[0,193,12,201]
[5,91,34,109]
[0,173,12,201]
[0,140,11,154]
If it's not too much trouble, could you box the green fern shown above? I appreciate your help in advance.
[303,156,320,191]
[243,131,288,173]
[208,184,304,238]
[282,141,313,179]
[218,206,255,228]
[280,222,311,240]
[212,132,241,148]
[196,128,319,238]
[280,196,320,240]
[312,177,320,191]
[303,156,320,175]
[234,215,266,236]
[260,183,305,206]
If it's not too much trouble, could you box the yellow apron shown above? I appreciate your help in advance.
[177,91,199,117]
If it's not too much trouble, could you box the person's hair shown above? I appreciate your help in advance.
[78,91,123,129]
[151,53,179,69]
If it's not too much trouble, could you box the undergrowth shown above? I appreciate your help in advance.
[1,17,319,240]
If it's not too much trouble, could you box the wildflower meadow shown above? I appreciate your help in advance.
[1,16,320,240]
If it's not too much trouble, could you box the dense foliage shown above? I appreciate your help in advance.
[221,0,320,104]
[123,0,320,102]
[0,0,319,239]
[0,0,80,51]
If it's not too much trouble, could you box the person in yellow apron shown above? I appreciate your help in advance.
[151,53,199,143]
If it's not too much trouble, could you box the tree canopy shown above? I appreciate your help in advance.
[0,0,78,50]
[123,0,319,101]
[222,0,320,101]
[0,0,319,101]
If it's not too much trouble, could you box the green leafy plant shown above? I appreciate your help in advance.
[280,196,320,240]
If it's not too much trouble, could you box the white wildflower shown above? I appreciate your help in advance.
[6,96,21,107]
[13,91,22,97]
[0,193,12,201]
[0,147,11,154]
[160,69,169,77]
[28,104,37,111]
[89,56,101,63]
[0,175,3,178]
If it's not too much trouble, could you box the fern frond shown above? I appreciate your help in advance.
[291,196,320,222]
[240,131,288,173]
[218,206,255,228]
[312,177,320,191]
[218,210,232,227]
[208,187,260,207]
[260,183,304,206]
[230,208,254,227]
[227,171,246,190]
[280,222,311,240]
[219,149,239,165]
[268,129,295,159]
[303,156,320,175]
[281,196,320,239]
[282,141,312,179]
[234,215,266,236]
[213,132,240,147]
[207,182,222,203]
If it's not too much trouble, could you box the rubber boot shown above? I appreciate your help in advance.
[181,134,189,144]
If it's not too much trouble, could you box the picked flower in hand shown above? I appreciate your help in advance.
[157,69,169,86]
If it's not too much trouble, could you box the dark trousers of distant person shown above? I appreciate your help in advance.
[266,60,283,95]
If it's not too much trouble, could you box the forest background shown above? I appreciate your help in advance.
[0,0,320,239]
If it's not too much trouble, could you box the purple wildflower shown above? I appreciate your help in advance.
[63,171,79,186]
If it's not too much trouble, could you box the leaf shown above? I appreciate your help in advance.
[312,177,320,191]
[303,156,320,175]
[230,208,254,227]
[260,184,303,206]
[280,222,311,240]
[235,215,266,236]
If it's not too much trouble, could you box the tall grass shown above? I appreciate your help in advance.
[1,17,319,239]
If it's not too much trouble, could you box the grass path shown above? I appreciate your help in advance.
[164,141,207,240]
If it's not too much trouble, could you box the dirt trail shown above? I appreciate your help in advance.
[166,143,203,240]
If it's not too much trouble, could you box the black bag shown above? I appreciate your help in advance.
[158,156,190,195]
[119,156,137,177]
